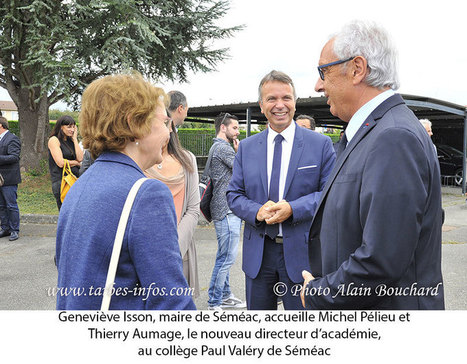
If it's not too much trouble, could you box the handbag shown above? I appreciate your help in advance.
[199,143,220,222]
[101,177,148,311]
[60,159,78,202]
[0,173,4,187]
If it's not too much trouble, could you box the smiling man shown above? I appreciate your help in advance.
[301,20,444,310]
[227,70,336,310]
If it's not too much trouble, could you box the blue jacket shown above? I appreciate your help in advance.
[227,125,336,283]
[56,151,195,310]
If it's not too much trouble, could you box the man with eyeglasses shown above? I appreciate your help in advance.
[207,113,245,310]
[301,20,444,310]
[227,70,336,310]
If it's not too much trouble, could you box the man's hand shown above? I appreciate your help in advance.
[256,200,276,222]
[233,138,239,152]
[301,270,315,308]
[265,200,292,224]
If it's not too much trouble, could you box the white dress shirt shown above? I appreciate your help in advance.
[0,129,8,143]
[267,121,296,236]
[345,89,395,144]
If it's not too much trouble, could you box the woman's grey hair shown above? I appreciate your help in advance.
[332,20,400,90]
[258,70,297,101]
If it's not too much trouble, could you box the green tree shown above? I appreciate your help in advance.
[48,109,80,122]
[0,0,241,169]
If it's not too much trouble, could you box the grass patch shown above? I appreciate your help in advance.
[17,173,58,215]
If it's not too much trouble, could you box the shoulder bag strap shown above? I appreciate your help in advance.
[101,177,148,311]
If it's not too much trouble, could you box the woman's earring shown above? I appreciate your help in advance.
[135,141,139,146]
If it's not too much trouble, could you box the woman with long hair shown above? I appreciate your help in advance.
[145,121,200,298]
[47,115,84,210]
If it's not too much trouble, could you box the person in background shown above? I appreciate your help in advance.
[0,117,21,241]
[295,114,316,130]
[48,116,83,210]
[56,73,195,310]
[145,119,200,298]
[207,113,245,311]
[167,91,189,128]
[419,119,433,138]
[79,149,94,175]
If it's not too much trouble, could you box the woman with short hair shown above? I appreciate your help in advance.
[55,73,195,310]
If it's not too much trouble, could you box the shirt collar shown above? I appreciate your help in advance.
[345,89,395,143]
[0,130,9,140]
[267,120,296,144]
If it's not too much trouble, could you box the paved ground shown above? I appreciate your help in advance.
[0,187,465,310]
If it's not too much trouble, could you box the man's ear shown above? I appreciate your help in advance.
[259,101,264,114]
[352,56,368,85]
[177,104,184,113]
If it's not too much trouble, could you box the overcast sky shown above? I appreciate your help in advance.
[1,0,465,110]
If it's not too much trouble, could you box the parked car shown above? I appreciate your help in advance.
[436,144,464,186]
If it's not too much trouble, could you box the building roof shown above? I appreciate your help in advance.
[187,94,466,129]
[0,101,18,111]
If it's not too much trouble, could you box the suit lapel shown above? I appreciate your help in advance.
[0,132,9,147]
[311,94,406,225]
[283,125,304,198]
[258,130,269,198]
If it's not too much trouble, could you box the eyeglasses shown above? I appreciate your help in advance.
[317,57,355,80]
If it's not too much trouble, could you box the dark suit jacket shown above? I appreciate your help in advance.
[227,124,336,283]
[0,131,22,185]
[306,94,445,310]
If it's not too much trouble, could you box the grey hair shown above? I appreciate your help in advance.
[332,20,400,90]
[419,119,432,128]
[258,70,297,101]
[167,90,187,112]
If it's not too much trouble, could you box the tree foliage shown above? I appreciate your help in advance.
[0,0,241,168]
[1,0,241,106]
[48,109,80,122]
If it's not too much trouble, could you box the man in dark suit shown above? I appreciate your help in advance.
[227,70,336,310]
[301,20,444,310]
[0,117,21,241]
